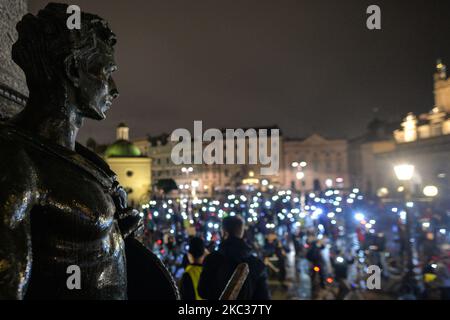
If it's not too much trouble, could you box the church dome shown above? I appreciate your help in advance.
[105,139,142,158]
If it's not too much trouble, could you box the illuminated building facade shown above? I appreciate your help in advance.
[282,134,350,191]
[139,127,283,195]
[394,60,450,144]
[373,60,450,199]
[105,123,152,206]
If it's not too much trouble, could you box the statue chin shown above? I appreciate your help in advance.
[81,104,109,121]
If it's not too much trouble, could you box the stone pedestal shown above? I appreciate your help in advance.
[0,0,28,119]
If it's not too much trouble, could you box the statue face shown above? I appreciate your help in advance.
[76,41,119,120]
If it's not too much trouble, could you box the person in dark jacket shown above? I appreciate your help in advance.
[198,216,270,300]
[306,239,326,288]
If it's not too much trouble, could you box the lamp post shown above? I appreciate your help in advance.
[292,161,307,210]
[394,163,419,298]
[181,166,194,221]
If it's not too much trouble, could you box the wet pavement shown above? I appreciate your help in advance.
[269,246,312,300]
[268,242,396,300]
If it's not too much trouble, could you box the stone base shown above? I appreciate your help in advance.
[0,0,28,119]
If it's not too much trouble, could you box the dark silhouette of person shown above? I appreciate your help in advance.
[198,216,270,300]
[180,237,206,300]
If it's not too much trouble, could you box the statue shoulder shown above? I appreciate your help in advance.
[0,123,38,229]
[0,123,37,181]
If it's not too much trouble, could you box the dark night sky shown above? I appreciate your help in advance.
[29,0,450,145]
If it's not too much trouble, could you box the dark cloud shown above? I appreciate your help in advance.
[28,0,450,144]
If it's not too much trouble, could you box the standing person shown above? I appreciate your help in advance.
[180,237,206,300]
[306,239,326,289]
[198,216,270,300]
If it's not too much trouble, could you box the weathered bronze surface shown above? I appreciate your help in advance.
[0,3,177,300]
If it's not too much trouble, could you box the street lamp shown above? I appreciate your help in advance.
[292,161,307,211]
[394,164,415,181]
[423,185,438,197]
[191,180,199,199]
[181,166,193,174]
[296,171,305,180]
[393,163,419,298]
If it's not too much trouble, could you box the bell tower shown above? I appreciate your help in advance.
[434,59,450,113]
[116,123,130,140]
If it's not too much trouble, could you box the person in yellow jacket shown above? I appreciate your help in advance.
[180,237,207,300]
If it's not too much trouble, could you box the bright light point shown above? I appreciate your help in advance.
[296,171,305,180]
[354,213,365,221]
[394,164,415,181]
[327,212,335,218]
[261,179,269,186]
[300,161,307,167]
[325,179,333,188]
[422,222,430,228]
[423,185,438,197]
[400,211,407,220]
[336,257,344,263]
[377,187,389,197]
[439,229,446,235]
[291,161,299,168]
[406,202,414,208]
[391,207,398,213]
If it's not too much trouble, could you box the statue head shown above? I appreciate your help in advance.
[12,3,119,120]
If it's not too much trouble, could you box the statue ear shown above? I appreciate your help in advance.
[65,56,80,88]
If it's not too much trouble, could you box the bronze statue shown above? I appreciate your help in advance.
[0,3,178,300]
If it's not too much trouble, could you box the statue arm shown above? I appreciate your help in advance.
[0,148,37,299]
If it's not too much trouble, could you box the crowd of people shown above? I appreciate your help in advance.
[137,186,450,300]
